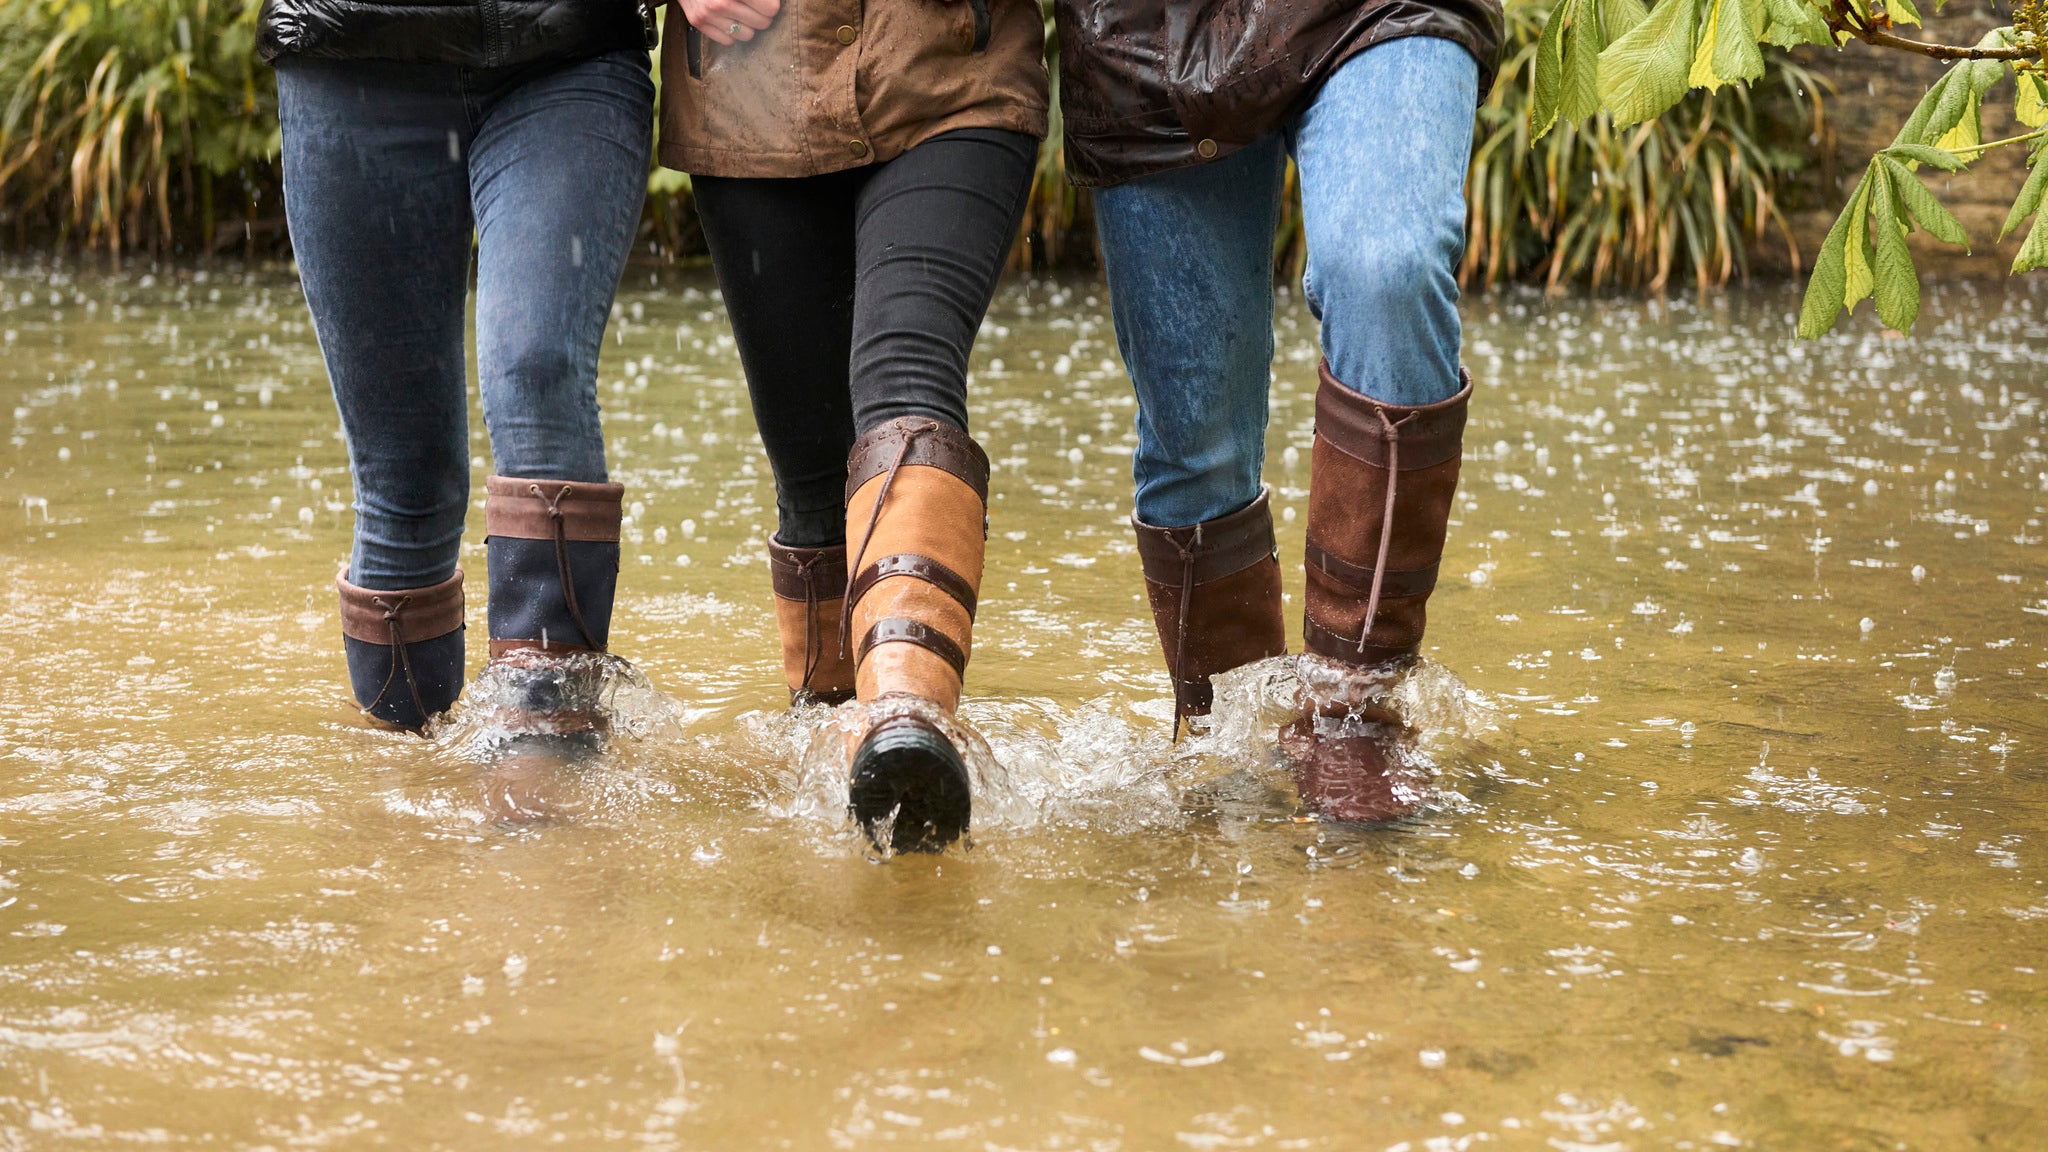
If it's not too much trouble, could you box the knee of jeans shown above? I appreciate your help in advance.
[1308,226,1459,326]
[485,348,607,477]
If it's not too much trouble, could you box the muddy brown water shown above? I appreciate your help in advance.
[2,264,2044,1149]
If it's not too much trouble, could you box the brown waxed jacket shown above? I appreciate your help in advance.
[659,0,1049,178]
[1056,0,1503,187]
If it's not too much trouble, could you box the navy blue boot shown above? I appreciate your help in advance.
[481,475,623,744]
[336,568,467,731]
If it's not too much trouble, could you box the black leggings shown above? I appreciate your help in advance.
[694,128,1037,548]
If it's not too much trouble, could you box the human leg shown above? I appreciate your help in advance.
[692,168,865,703]
[844,127,1036,433]
[1284,37,1480,819]
[1292,36,1476,407]
[1092,136,1290,723]
[838,128,1036,851]
[469,49,652,672]
[277,56,476,728]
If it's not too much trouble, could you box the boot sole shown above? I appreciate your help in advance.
[849,716,972,854]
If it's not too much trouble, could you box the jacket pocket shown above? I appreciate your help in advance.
[967,0,991,52]
[685,23,702,77]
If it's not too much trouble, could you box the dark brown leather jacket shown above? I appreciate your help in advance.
[1056,0,1503,186]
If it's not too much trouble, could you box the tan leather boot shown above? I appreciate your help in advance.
[839,417,989,852]
[768,539,856,706]
[1284,361,1470,821]
[1131,486,1287,733]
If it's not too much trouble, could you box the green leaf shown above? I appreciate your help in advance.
[1760,0,1831,46]
[1532,0,1568,136]
[1886,0,1922,27]
[1560,0,1608,122]
[1934,92,1983,152]
[1882,156,1968,247]
[1599,0,1652,35]
[2002,144,2048,240]
[1880,143,1967,171]
[2015,209,2048,273]
[1844,170,1876,309]
[1891,61,1996,149]
[1688,0,1721,90]
[1710,0,1767,87]
[2014,72,2048,129]
[1798,190,1856,337]
[1599,0,1700,126]
[1871,165,1920,331]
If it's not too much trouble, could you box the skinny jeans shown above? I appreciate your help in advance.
[276,49,654,590]
[693,128,1039,548]
[1092,36,1479,528]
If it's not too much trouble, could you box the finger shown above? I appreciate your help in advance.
[703,0,774,30]
[737,0,780,21]
[690,18,735,45]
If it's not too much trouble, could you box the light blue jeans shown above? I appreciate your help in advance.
[1094,36,1479,528]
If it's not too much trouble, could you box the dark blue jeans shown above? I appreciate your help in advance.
[277,49,654,591]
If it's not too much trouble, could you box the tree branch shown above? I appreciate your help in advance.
[1847,23,2031,60]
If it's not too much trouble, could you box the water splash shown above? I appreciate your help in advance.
[728,656,1499,843]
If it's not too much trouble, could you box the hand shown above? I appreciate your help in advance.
[679,0,780,45]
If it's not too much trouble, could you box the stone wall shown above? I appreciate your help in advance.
[1773,0,2035,277]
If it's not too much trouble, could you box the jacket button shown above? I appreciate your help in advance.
[1196,138,1219,159]
[836,24,856,44]
[847,139,870,158]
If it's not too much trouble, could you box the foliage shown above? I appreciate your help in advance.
[0,0,277,258]
[1469,0,1824,292]
[0,0,1841,299]
[1531,0,2048,334]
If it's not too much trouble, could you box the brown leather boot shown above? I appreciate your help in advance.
[768,539,856,706]
[839,417,989,852]
[1131,487,1287,733]
[1284,361,1470,821]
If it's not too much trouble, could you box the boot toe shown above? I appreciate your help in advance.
[1278,716,1426,823]
[344,630,465,731]
[849,714,972,854]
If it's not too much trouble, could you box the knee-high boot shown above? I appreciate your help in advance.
[482,475,623,739]
[336,568,466,731]
[1288,360,1470,820]
[1131,487,1287,733]
[839,417,989,852]
[768,539,857,706]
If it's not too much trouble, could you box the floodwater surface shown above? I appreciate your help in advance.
[1,265,2044,1149]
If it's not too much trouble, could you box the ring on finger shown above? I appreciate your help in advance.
[728,21,740,34]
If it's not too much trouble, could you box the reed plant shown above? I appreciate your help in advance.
[0,0,277,259]
[0,0,1825,292]
[1464,0,1828,292]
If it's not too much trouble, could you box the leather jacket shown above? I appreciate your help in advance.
[1056,0,1503,186]
[257,0,648,67]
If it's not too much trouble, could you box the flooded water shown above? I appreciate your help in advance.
[2,263,2044,1149]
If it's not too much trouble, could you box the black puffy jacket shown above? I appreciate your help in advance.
[257,0,648,67]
